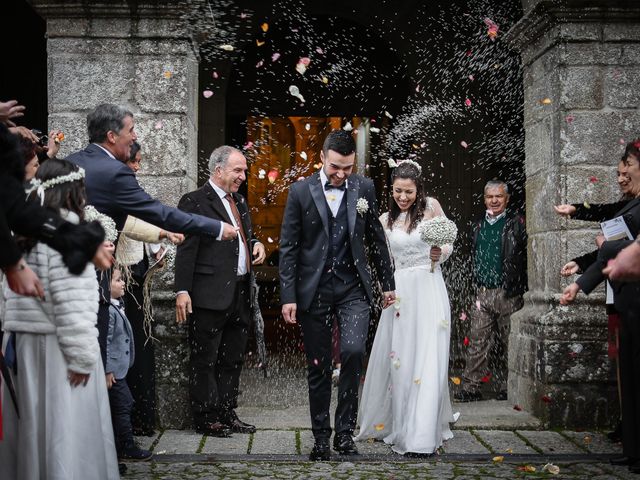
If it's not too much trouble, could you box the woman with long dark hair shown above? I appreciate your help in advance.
[355,160,457,455]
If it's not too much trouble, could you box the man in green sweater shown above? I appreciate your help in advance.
[455,180,527,402]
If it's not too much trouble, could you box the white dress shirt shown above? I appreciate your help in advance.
[320,169,347,218]
[209,180,248,276]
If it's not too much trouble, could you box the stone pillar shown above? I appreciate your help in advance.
[30,0,204,428]
[505,0,640,427]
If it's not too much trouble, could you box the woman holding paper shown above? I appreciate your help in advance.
[559,139,640,473]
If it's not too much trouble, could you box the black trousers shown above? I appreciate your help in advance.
[299,275,370,440]
[189,278,250,425]
[619,306,640,459]
[97,302,110,367]
[125,279,156,432]
[108,377,135,453]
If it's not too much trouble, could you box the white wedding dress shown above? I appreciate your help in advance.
[355,199,458,454]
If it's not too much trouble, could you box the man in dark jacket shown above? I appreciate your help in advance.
[456,179,527,402]
[175,146,266,437]
[66,103,239,367]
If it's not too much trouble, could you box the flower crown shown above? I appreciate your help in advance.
[387,159,422,174]
[25,167,86,206]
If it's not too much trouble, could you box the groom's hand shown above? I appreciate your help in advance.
[382,291,396,309]
[282,303,297,324]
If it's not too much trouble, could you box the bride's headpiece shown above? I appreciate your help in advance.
[387,158,422,174]
[25,167,86,205]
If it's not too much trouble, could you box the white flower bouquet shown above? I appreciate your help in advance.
[84,205,118,243]
[418,216,458,272]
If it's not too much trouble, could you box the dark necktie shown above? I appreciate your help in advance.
[225,193,251,273]
[324,181,346,191]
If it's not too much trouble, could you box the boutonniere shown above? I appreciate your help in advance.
[356,198,369,216]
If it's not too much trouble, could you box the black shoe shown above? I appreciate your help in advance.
[610,456,636,466]
[495,390,508,401]
[454,390,483,402]
[405,451,434,458]
[118,463,127,475]
[309,439,331,461]
[221,411,257,434]
[119,443,153,461]
[607,421,622,443]
[194,421,232,437]
[333,432,359,455]
[133,427,156,437]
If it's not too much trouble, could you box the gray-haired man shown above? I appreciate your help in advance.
[455,180,527,402]
[175,146,266,436]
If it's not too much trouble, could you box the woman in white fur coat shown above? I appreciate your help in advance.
[0,158,119,480]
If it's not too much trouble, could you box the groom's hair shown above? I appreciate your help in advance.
[323,130,356,156]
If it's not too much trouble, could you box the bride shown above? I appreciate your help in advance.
[355,159,457,455]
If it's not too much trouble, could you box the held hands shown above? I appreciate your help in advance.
[595,234,605,249]
[560,282,580,305]
[429,246,442,262]
[382,291,396,309]
[252,242,266,265]
[221,222,239,240]
[105,372,116,389]
[282,303,297,324]
[68,370,90,387]
[554,204,576,218]
[176,292,192,324]
[560,261,579,277]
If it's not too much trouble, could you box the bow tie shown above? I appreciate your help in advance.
[324,182,346,192]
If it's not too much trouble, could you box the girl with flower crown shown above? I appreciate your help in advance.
[355,159,458,455]
[0,158,119,479]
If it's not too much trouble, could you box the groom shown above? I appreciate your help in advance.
[279,130,396,460]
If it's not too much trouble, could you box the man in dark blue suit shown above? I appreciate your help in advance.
[67,103,238,366]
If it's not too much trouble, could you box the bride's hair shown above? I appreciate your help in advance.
[387,161,426,233]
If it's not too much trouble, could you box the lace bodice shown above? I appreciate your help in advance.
[380,199,453,271]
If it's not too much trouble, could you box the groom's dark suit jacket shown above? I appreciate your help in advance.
[279,172,395,311]
[174,182,258,311]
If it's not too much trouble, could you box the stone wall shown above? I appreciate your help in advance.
[30,0,203,428]
[506,0,640,427]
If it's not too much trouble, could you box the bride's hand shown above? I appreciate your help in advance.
[430,246,442,262]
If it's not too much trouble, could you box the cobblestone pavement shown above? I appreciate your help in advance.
[124,428,629,479]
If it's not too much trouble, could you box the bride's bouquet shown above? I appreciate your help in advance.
[418,216,458,272]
